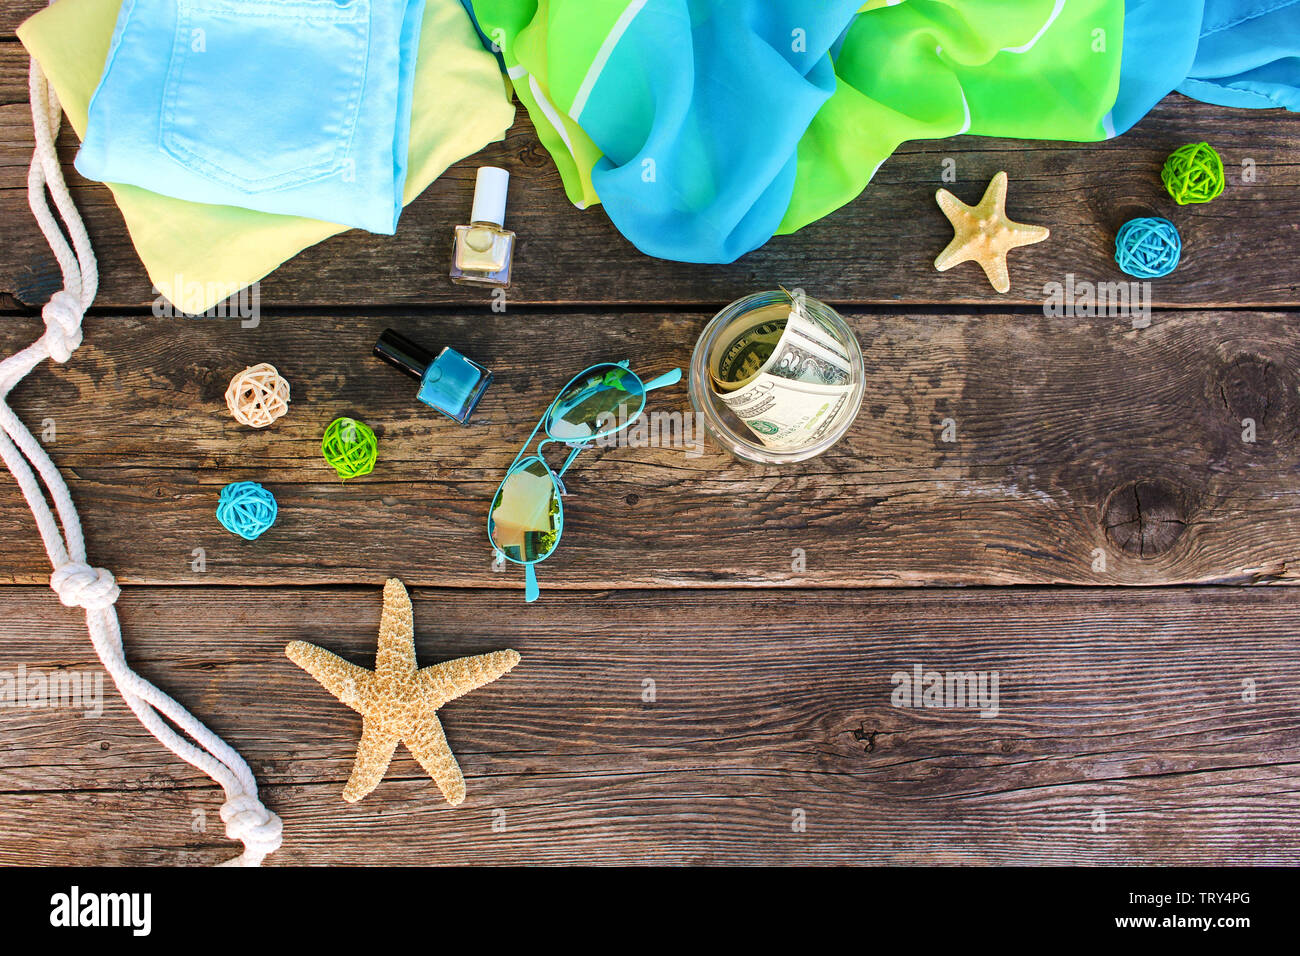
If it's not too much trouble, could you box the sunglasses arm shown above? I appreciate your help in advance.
[641,367,683,393]
[524,563,540,603]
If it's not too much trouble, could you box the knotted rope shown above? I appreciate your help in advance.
[2,49,281,866]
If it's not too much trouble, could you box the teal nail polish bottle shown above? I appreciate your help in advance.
[373,329,491,425]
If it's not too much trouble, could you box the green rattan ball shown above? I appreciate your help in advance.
[321,417,377,480]
[1160,142,1225,205]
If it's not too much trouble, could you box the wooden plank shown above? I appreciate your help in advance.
[1,47,1297,309]
[0,4,37,41]
[2,310,1299,588]
[0,585,1297,864]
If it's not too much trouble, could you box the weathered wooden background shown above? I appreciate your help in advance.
[1,5,1299,864]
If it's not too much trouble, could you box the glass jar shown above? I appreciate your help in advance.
[689,291,865,464]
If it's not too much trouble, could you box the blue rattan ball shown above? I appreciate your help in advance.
[216,481,278,540]
[1114,217,1181,279]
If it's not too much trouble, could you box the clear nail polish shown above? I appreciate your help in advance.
[450,166,514,288]
[373,329,492,425]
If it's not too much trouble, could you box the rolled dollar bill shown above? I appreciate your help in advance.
[709,297,855,447]
[766,313,853,387]
[711,303,852,389]
[710,311,787,391]
[715,371,855,450]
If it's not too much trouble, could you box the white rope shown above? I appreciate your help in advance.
[3,52,282,866]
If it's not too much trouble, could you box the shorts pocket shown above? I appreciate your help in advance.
[161,0,370,193]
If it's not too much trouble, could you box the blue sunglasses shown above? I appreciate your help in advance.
[488,361,682,602]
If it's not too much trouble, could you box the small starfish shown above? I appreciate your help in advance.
[286,578,520,805]
[934,171,1049,293]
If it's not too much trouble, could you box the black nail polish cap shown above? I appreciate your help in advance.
[374,329,433,382]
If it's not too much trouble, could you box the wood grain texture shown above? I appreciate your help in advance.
[0,586,1296,865]
[0,46,1297,309]
[3,0,1300,869]
[2,310,1298,589]
[0,2,39,39]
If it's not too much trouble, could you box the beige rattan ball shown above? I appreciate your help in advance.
[225,362,290,428]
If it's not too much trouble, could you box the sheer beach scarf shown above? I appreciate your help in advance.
[469,0,1300,265]
[1,7,282,866]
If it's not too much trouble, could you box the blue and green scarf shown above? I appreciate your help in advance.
[467,0,1300,263]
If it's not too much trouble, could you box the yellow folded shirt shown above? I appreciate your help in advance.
[19,0,515,314]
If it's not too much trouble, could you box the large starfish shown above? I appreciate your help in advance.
[286,578,520,805]
[934,170,1049,293]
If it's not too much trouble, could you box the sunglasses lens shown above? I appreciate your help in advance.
[546,364,645,440]
[489,459,561,563]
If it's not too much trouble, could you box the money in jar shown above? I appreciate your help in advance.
[705,291,860,451]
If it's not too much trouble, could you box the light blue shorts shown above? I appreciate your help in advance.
[76,0,426,234]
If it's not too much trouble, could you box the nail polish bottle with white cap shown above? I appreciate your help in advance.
[450,166,515,288]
